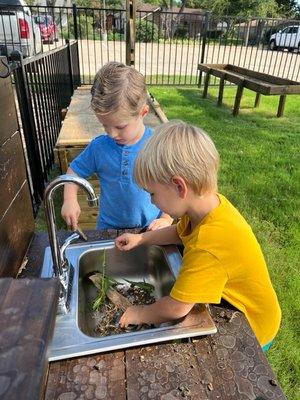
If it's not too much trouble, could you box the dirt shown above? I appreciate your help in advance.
[93,285,156,336]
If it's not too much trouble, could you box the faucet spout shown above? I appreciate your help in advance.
[44,174,98,312]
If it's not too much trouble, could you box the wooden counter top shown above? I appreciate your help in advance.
[56,88,167,147]
[0,278,59,400]
[23,230,286,400]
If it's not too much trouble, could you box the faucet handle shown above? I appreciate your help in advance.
[87,196,98,207]
[60,227,87,267]
[75,226,88,242]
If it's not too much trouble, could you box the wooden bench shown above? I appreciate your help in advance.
[198,63,300,117]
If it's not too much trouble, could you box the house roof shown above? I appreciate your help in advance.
[137,4,205,14]
[234,19,280,28]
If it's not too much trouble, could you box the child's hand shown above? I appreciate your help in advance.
[115,233,143,251]
[147,217,172,231]
[119,305,144,328]
[61,200,81,230]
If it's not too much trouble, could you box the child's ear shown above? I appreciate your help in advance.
[171,176,188,199]
[140,104,149,118]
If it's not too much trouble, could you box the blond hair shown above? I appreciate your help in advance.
[135,120,219,195]
[91,62,147,116]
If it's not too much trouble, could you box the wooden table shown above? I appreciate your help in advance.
[0,278,59,400]
[198,63,300,117]
[22,230,287,400]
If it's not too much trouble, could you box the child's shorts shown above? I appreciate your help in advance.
[262,340,273,352]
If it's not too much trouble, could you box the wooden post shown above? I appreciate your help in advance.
[277,95,286,117]
[233,82,244,116]
[202,69,211,98]
[126,0,136,66]
[217,75,225,106]
[254,93,261,108]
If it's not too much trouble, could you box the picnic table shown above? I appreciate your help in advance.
[198,63,300,117]
[20,229,287,400]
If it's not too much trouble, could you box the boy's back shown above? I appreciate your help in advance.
[171,194,281,346]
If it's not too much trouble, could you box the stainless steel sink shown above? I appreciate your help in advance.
[41,240,217,361]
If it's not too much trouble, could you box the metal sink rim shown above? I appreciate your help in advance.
[41,240,217,361]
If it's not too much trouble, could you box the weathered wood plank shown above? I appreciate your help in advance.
[233,83,245,116]
[45,351,126,400]
[203,69,211,98]
[277,95,286,117]
[0,59,18,146]
[0,132,27,219]
[228,64,300,86]
[198,63,300,96]
[126,343,209,400]
[198,63,299,117]
[0,183,34,277]
[0,278,59,400]
[193,307,287,399]
[217,76,225,106]
[56,89,165,147]
[254,93,261,108]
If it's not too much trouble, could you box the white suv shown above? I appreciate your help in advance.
[0,0,42,57]
[269,25,300,52]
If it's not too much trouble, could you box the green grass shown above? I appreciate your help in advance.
[35,165,65,232]
[150,85,300,400]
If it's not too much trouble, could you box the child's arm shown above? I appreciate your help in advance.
[61,167,81,230]
[147,213,173,231]
[115,224,182,251]
[119,296,194,327]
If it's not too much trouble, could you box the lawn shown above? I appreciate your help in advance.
[149,85,300,400]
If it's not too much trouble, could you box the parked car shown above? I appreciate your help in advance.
[269,25,300,52]
[0,0,42,57]
[34,14,58,44]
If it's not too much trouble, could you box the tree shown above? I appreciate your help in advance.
[186,0,280,17]
[275,0,299,17]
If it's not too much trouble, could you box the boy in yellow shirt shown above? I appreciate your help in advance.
[115,120,281,349]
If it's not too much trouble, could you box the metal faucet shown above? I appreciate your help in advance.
[44,174,98,313]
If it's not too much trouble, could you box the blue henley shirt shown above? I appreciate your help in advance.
[70,126,161,229]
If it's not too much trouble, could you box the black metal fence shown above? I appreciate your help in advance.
[1,4,299,213]
[1,4,299,85]
[9,40,79,212]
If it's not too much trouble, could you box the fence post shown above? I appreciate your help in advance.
[11,50,45,206]
[66,39,74,95]
[198,11,210,88]
[72,3,79,40]
[126,0,136,66]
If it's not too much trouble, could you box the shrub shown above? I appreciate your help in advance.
[136,19,158,42]
[62,15,95,40]
[174,25,188,39]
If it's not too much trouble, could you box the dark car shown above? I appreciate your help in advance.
[34,14,58,44]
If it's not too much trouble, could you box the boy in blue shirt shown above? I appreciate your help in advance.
[61,62,172,230]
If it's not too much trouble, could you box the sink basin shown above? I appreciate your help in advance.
[41,240,217,361]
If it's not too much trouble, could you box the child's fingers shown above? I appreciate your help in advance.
[70,216,78,230]
[147,220,157,231]
[119,312,127,327]
[115,235,130,250]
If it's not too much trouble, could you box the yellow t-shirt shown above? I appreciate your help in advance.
[170,194,281,346]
